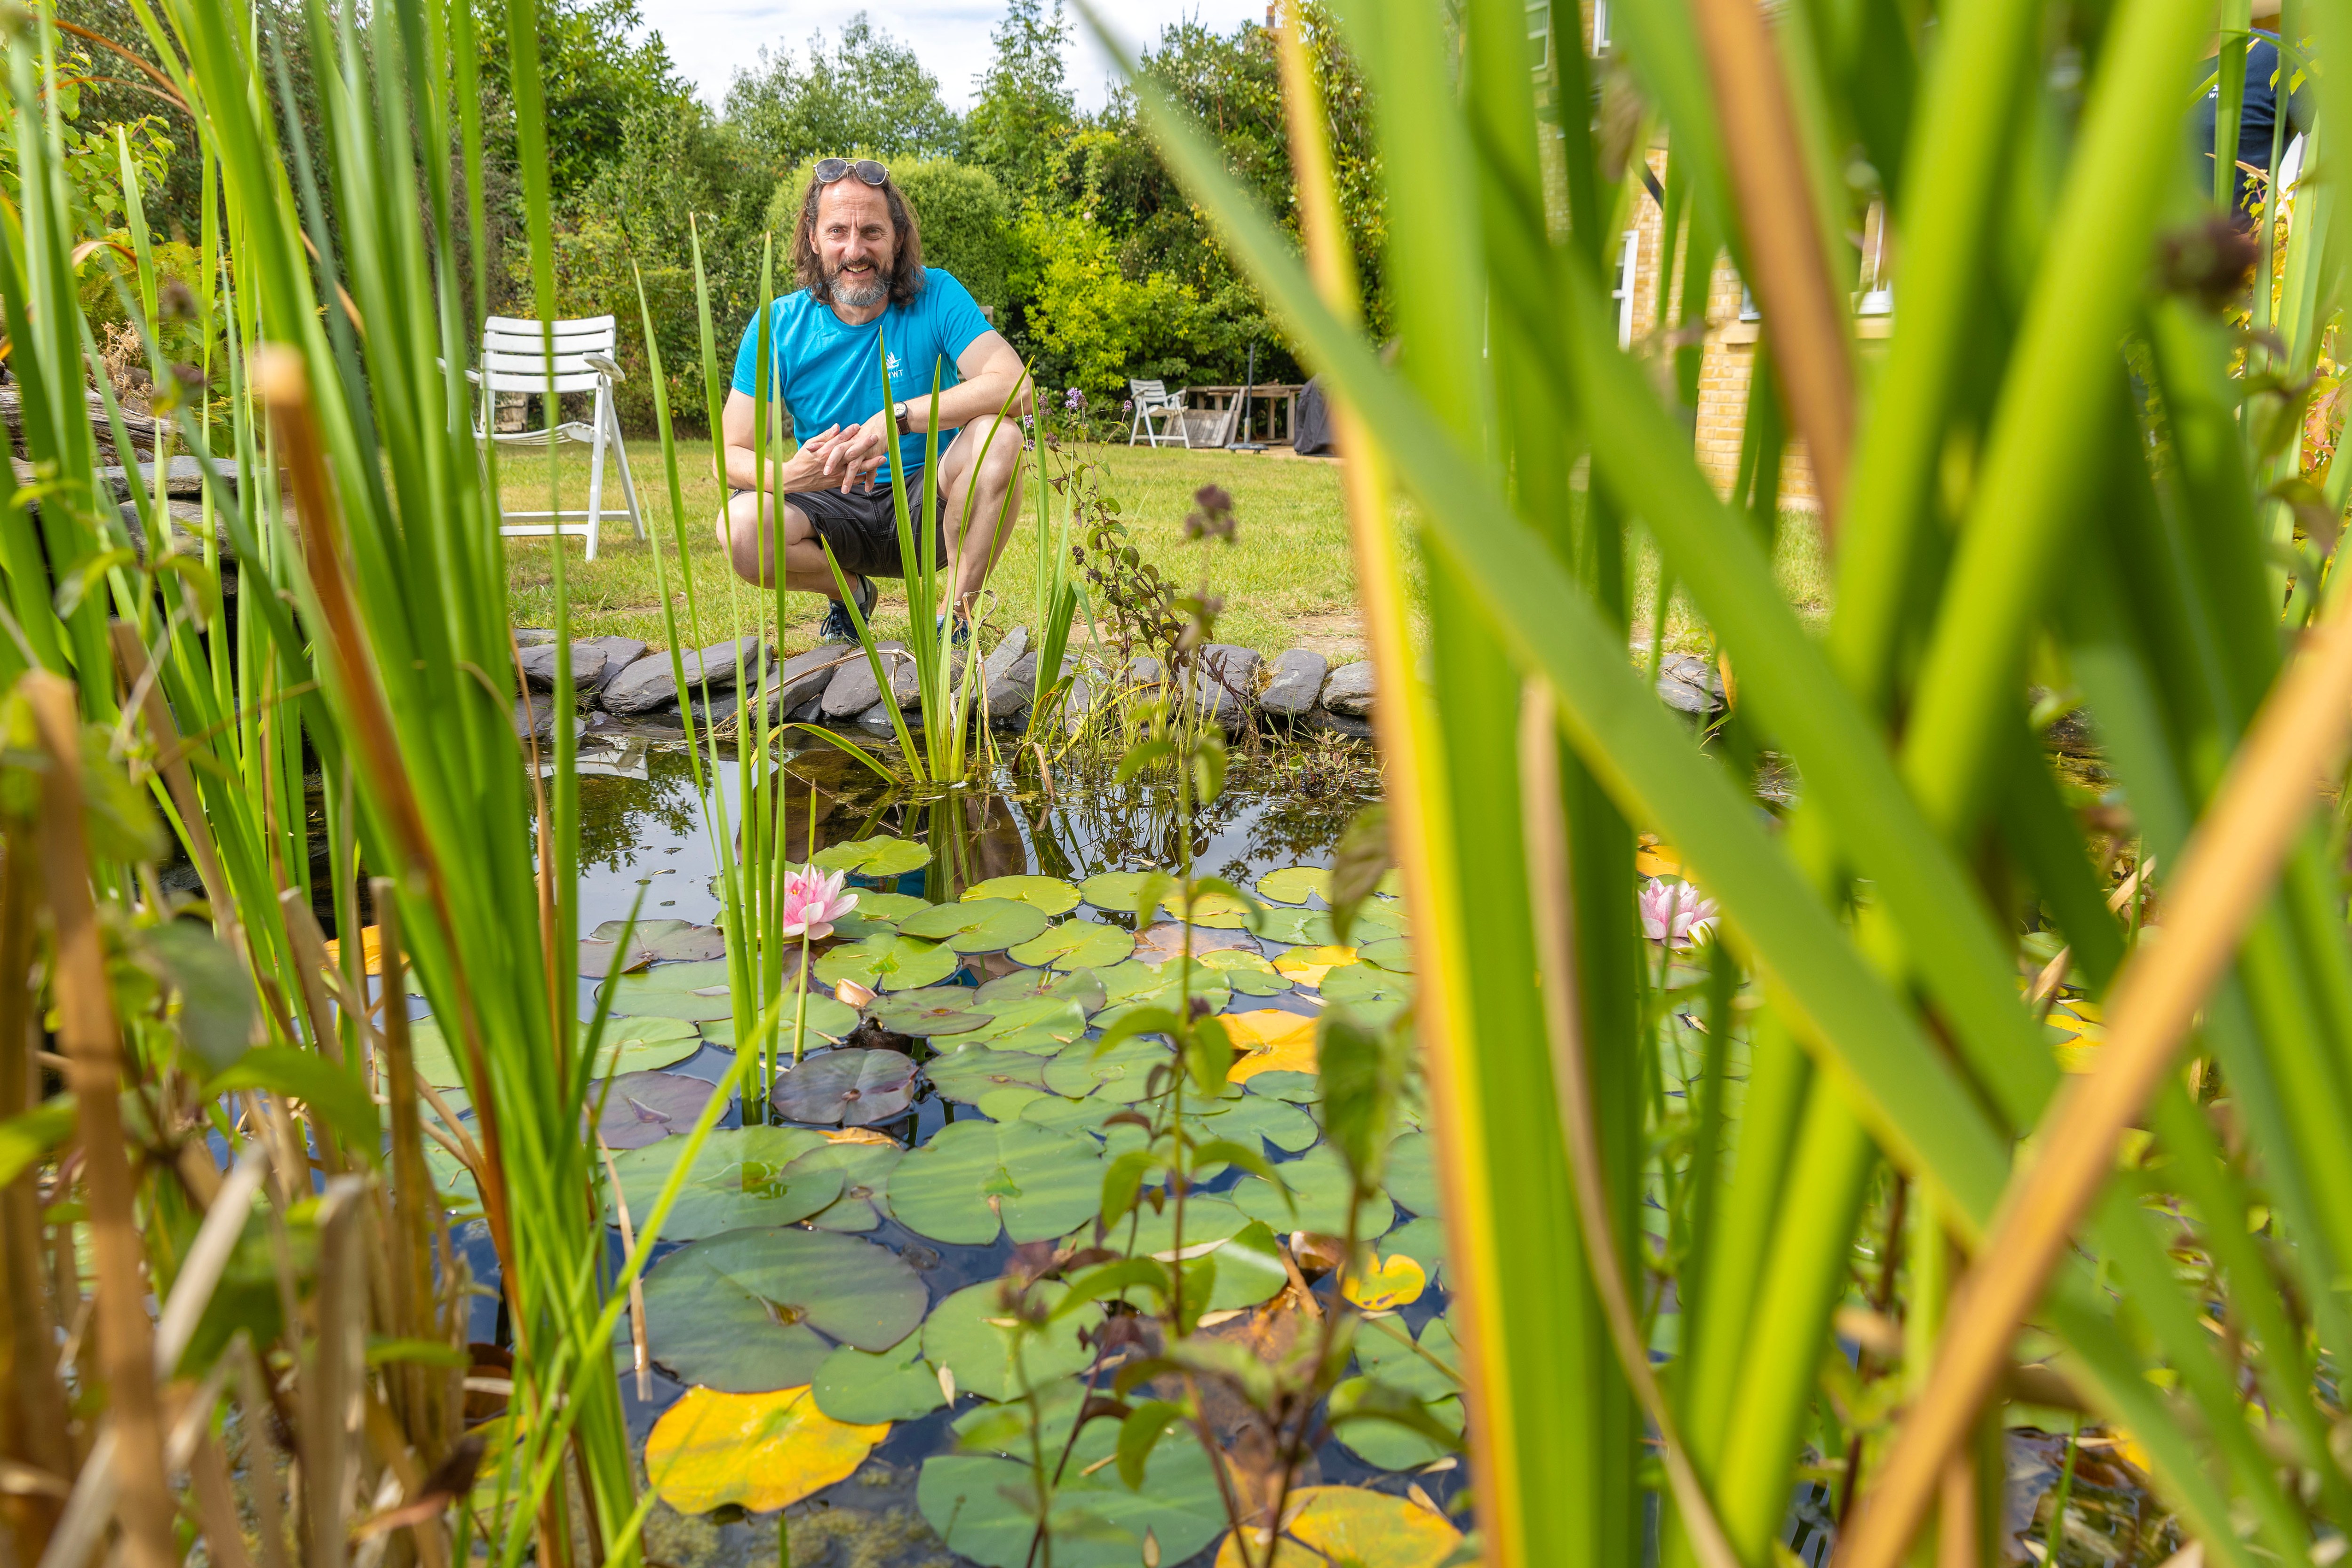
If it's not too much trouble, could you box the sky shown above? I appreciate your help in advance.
[638,0,1271,114]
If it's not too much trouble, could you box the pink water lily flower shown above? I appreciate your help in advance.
[1639,877,1717,948]
[779,865,859,941]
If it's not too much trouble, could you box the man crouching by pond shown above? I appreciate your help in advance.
[715,157,1030,645]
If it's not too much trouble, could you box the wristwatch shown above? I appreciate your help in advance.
[892,400,910,434]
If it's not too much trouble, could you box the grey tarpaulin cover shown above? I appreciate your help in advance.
[1294,377,1338,456]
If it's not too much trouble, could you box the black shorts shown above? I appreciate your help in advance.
[733,483,950,581]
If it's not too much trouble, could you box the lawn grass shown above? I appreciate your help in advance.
[497,435,1826,662]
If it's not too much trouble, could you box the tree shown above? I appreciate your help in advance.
[724,15,963,174]
[966,0,1076,205]
[473,0,689,206]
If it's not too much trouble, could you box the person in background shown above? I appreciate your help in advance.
[714,157,1030,645]
[2193,18,2312,228]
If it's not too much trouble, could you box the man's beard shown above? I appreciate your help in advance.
[827,262,890,308]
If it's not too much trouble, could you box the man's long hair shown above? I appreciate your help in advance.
[791,169,926,307]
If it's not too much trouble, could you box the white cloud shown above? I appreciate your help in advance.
[635,0,1270,114]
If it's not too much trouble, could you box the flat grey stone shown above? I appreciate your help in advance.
[1260,649,1328,716]
[1656,673,1717,716]
[1307,709,1375,740]
[786,691,825,724]
[855,699,902,732]
[603,635,767,715]
[820,642,917,719]
[99,454,235,501]
[587,637,649,692]
[1192,645,1263,730]
[517,641,609,691]
[1321,661,1375,717]
[510,692,587,741]
[513,628,558,647]
[1125,655,1165,687]
[1660,653,1724,700]
[772,647,858,716]
[983,625,1031,687]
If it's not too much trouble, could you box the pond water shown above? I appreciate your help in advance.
[418,735,1469,1568]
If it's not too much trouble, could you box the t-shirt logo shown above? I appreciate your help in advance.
[886,350,905,381]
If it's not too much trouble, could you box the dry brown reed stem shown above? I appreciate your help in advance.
[0,836,72,1559]
[1836,599,2352,1568]
[1688,0,1855,535]
[1518,681,1742,1568]
[373,883,455,1465]
[23,671,178,1568]
[110,622,232,923]
[252,344,524,1342]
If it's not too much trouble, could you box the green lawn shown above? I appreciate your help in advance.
[501,438,1368,661]
[498,436,1826,662]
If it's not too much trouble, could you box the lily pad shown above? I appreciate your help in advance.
[1104,1192,1250,1255]
[603,1126,843,1238]
[975,967,1108,1014]
[1077,870,1155,914]
[867,987,992,1037]
[811,1334,945,1424]
[1223,1010,1319,1082]
[1384,1130,1442,1216]
[1017,1094,1128,1138]
[1214,1485,1466,1568]
[1271,946,1359,987]
[1250,906,1337,946]
[1007,920,1135,970]
[854,891,931,922]
[963,875,1081,915]
[801,1138,905,1232]
[1204,1094,1319,1154]
[813,934,958,993]
[1043,1035,1174,1104]
[898,897,1049,954]
[1358,937,1414,972]
[1158,889,1255,929]
[409,1015,701,1089]
[1322,961,1413,1024]
[1200,1220,1290,1311]
[1231,1146,1394,1240]
[961,996,1090,1048]
[591,1071,721,1150]
[1093,964,1233,1030]
[644,1385,886,1515]
[1341,1252,1427,1310]
[811,836,930,877]
[1356,1313,1460,1401]
[923,1046,1051,1104]
[919,1278,1096,1402]
[1198,949,1292,996]
[641,1227,927,1393]
[1134,922,1262,964]
[1246,1069,1320,1103]
[1381,1215,1451,1284]
[699,992,860,1048]
[1255,866,1330,906]
[770,1048,919,1126]
[1351,897,1411,936]
[590,918,728,962]
[598,960,738,1022]
[578,938,654,979]
[887,1119,1103,1243]
[921,1382,1226,1568]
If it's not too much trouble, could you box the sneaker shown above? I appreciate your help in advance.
[818,575,877,645]
[936,612,973,650]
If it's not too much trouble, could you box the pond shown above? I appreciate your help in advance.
[409,734,1469,1568]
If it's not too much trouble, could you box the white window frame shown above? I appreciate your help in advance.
[1613,227,1640,350]
[1592,0,1612,53]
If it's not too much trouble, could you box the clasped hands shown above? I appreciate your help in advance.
[779,409,901,494]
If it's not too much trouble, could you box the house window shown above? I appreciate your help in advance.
[1858,203,1893,316]
[1614,228,1640,350]
[1591,0,1612,53]
[1526,1,1551,69]
[1738,284,1760,323]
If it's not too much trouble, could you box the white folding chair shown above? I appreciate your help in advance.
[467,315,644,559]
[1127,378,1192,449]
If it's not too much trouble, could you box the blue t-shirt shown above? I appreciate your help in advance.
[729,267,993,484]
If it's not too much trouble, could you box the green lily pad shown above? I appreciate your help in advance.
[1198,949,1292,996]
[1255,866,1330,906]
[1382,1215,1451,1284]
[811,836,930,877]
[409,1015,701,1089]
[1245,1070,1320,1103]
[886,1119,1104,1243]
[919,1379,1225,1568]
[802,1140,904,1232]
[855,891,932,921]
[1356,1312,1460,1400]
[770,1048,919,1126]
[811,1334,945,1424]
[1351,897,1411,936]
[1043,1035,1174,1104]
[1205,1094,1319,1154]
[1200,1219,1289,1311]
[1093,965,1232,1031]
[898,897,1049,954]
[1157,889,1255,929]
[813,934,958,992]
[1358,937,1415,972]
[1077,870,1155,914]
[1017,1095,1126,1138]
[975,968,1108,1014]
[961,996,1089,1048]
[924,1046,1051,1103]
[1232,1147,1394,1239]
[1100,1192,1250,1255]
[598,959,738,1022]
[867,987,991,1037]
[698,992,860,1048]
[1007,920,1135,970]
[977,1085,1048,1120]
[1249,906,1338,946]
[919,1278,1097,1401]
[1384,1131,1442,1216]
[590,1071,721,1150]
[590,919,728,962]
[963,875,1081,915]
[823,914,899,942]
[602,1126,842,1238]
[640,1227,927,1393]
[1333,1384,1463,1472]
[1321,961,1413,1024]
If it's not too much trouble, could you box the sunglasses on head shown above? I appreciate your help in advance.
[815,158,889,187]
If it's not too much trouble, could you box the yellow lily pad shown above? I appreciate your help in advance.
[1636,836,1683,878]
[1214,1485,1466,1568]
[1272,945,1359,988]
[1224,1010,1319,1082]
[1342,1251,1428,1311]
[644,1385,886,1515]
